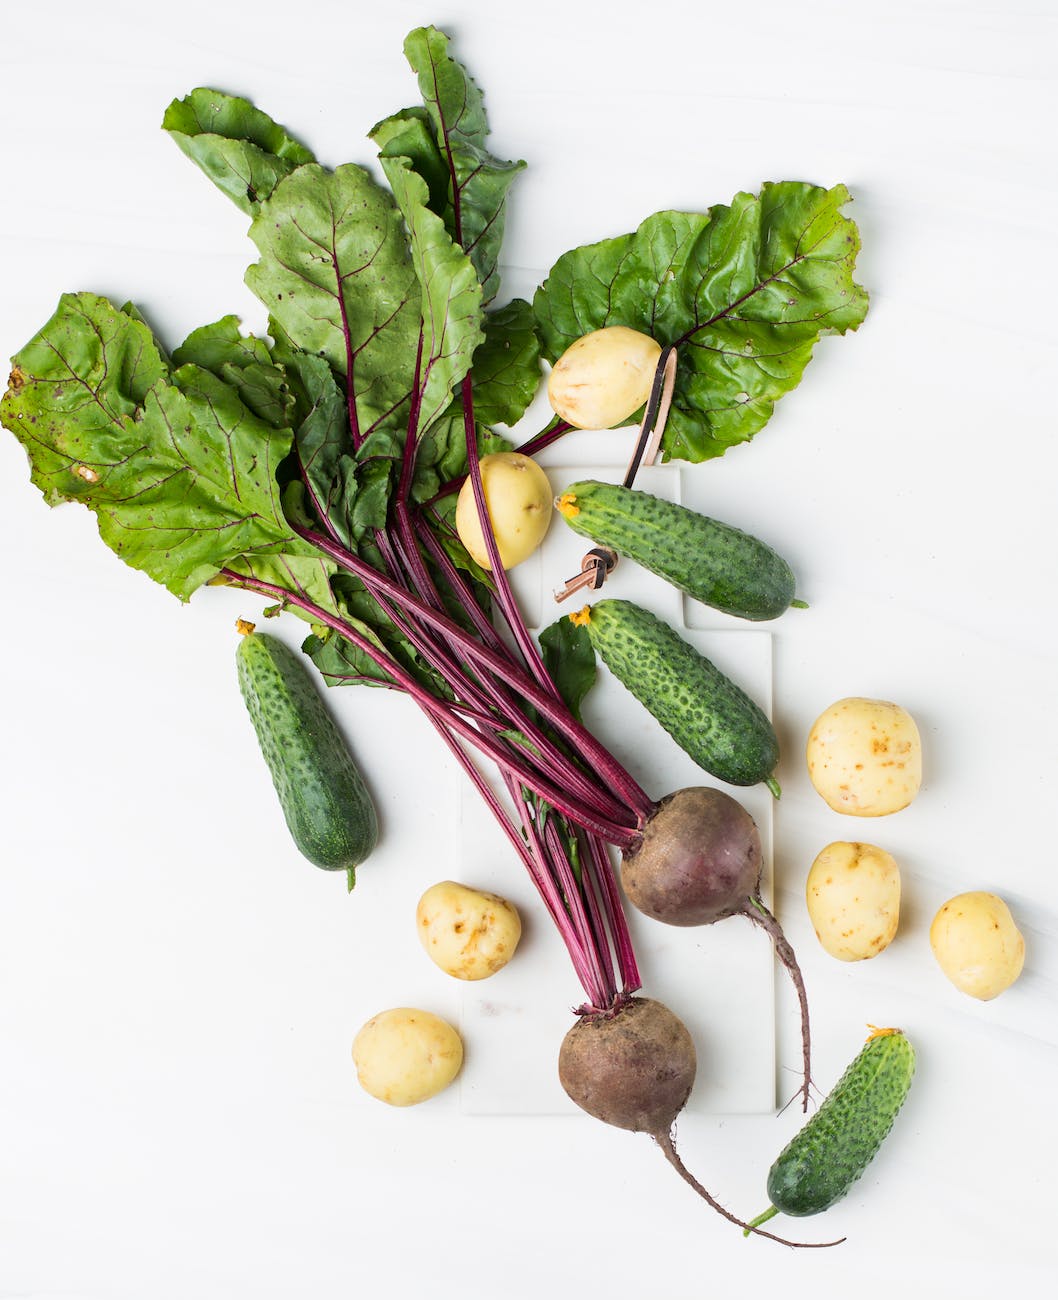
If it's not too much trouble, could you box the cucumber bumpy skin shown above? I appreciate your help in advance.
[747,1028,916,1230]
[577,598,780,793]
[557,480,802,622]
[236,628,379,887]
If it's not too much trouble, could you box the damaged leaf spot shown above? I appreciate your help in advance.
[74,464,101,484]
[7,365,27,394]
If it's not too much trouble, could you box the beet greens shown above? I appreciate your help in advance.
[0,24,868,1242]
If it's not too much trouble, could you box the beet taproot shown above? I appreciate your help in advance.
[557,997,841,1248]
[559,996,696,1133]
[624,786,761,924]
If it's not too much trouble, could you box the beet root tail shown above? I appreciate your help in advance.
[743,895,813,1112]
[652,1129,844,1249]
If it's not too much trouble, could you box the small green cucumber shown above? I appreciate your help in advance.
[557,480,802,622]
[236,625,379,887]
[575,598,780,793]
[747,1027,916,1230]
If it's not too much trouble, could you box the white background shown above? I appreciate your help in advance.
[1,1,1056,1296]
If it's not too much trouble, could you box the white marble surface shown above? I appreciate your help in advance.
[1,1,1056,1296]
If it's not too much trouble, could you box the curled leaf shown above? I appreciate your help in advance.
[163,88,315,215]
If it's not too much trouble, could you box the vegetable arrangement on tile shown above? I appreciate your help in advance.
[2,26,882,1246]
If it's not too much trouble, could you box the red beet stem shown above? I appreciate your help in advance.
[459,375,560,698]
[221,569,639,845]
[506,776,614,1007]
[582,833,641,993]
[289,520,655,822]
[515,417,574,459]
[373,519,634,829]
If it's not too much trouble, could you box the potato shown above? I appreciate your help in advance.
[805,841,901,961]
[806,696,922,816]
[416,880,522,980]
[352,1007,464,1106]
[930,891,1025,1000]
[454,452,552,570]
[547,326,662,430]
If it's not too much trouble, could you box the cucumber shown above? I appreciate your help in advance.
[557,479,801,622]
[576,598,780,793]
[747,1027,916,1230]
[236,626,378,888]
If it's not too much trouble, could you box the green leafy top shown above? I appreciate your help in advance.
[1,30,540,615]
[398,26,525,306]
[1,28,868,679]
[1,294,297,599]
[245,162,423,441]
[534,182,868,462]
[379,150,485,436]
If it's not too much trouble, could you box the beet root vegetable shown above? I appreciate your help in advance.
[622,788,814,1110]
[558,998,842,1248]
[623,786,760,925]
[559,997,696,1133]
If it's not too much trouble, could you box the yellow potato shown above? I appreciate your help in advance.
[416,880,522,980]
[806,841,901,961]
[454,452,552,570]
[930,891,1025,1000]
[352,1008,463,1106]
[806,696,922,816]
[547,326,662,430]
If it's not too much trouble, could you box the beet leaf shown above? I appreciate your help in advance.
[401,26,524,305]
[445,300,542,431]
[172,316,295,429]
[2,293,296,600]
[245,163,422,441]
[533,182,869,462]
[162,88,315,216]
[539,617,597,723]
[378,150,485,434]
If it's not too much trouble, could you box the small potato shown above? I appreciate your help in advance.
[352,1007,463,1106]
[547,326,662,430]
[806,841,901,961]
[930,891,1025,1000]
[806,696,922,817]
[455,452,552,570]
[416,880,522,980]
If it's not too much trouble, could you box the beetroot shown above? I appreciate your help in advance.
[559,997,696,1133]
[623,788,813,1111]
[623,787,761,924]
[558,997,841,1248]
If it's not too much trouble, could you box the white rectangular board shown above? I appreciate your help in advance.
[457,465,776,1116]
